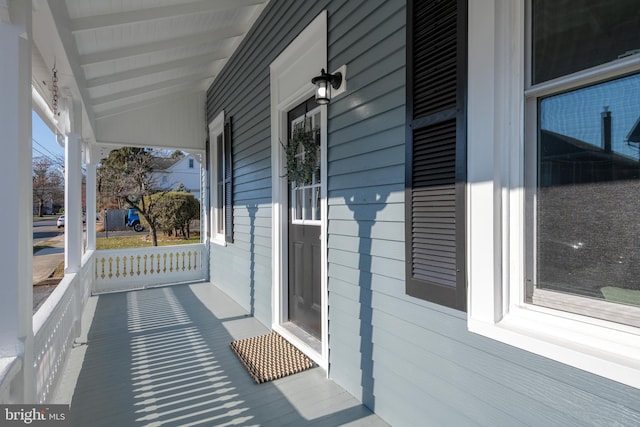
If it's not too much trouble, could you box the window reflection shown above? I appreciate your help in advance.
[536,73,640,307]
[532,0,640,84]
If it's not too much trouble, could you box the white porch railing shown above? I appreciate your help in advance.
[33,249,94,404]
[93,244,207,294]
[0,357,22,403]
[0,244,208,404]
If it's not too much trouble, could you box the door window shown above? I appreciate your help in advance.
[290,107,322,225]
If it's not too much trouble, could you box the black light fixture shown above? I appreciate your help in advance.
[311,68,342,105]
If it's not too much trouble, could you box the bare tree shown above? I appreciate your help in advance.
[32,156,63,216]
[97,147,168,246]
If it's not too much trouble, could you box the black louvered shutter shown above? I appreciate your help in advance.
[405,0,467,310]
[224,116,233,243]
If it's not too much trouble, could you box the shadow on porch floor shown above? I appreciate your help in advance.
[53,282,388,427]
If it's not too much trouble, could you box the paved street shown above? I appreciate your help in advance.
[32,217,141,281]
[32,218,146,312]
[33,216,63,245]
[33,217,64,281]
[33,217,65,312]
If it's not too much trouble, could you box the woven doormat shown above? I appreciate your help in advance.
[230,332,315,384]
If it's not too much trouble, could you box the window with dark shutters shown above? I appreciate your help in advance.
[405,0,467,311]
[224,116,233,243]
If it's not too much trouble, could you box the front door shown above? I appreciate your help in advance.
[287,98,322,338]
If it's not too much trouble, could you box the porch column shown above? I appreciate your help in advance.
[64,98,83,274]
[85,144,97,251]
[200,155,210,281]
[0,0,35,402]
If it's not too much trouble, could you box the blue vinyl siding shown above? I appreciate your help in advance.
[207,0,640,426]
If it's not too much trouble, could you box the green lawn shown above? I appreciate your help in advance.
[33,215,59,221]
[96,234,200,250]
[34,235,200,284]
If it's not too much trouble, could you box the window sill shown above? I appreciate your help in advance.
[211,236,227,247]
[290,219,321,226]
[532,288,640,329]
[468,304,640,388]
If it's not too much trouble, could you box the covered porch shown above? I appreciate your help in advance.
[52,281,386,426]
[0,0,387,421]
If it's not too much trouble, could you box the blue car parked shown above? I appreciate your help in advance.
[125,208,144,232]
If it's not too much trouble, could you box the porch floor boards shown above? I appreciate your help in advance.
[52,282,388,427]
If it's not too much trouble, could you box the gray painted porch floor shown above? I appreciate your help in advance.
[52,281,388,427]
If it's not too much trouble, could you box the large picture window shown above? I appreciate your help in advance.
[527,1,640,327]
[466,0,640,388]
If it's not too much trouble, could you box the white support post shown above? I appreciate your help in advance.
[0,0,10,23]
[0,0,35,402]
[85,148,97,252]
[64,98,83,274]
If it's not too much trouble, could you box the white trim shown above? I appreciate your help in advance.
[270,10,328,371]
[331,64,347,99]
[524,53,640,98]
[32,85,64,136]
[0,0,10,24]
[64,97,83,276]
[208,111,226,246]
[291,219,321,226]
[467,0,640,389]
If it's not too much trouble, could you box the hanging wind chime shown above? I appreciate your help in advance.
[51,63,59,117]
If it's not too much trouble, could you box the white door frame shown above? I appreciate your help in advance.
[269,10,328,370]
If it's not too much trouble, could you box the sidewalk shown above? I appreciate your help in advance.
[33,233,65,284]
[33,234,65,313]
[32,227,135,296]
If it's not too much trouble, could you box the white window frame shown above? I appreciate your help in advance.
[208,111,226,246]
[289,106,322,226]
[467,0,640,388]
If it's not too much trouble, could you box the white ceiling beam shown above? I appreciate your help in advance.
[46,0,96,134]
[70,0,266,32]
[91,72,213,107]
[94,86,202,120]
[85,50,230,88]
[79,23,249,66]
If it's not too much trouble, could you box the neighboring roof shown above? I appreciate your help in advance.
[626,116,640,143]
[149,157,180,171]
[541,129,639,166]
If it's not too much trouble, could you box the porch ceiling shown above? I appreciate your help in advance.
[32,0,267,151]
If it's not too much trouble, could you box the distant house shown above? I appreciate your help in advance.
[150,154,201,200]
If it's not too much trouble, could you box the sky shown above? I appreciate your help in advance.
[540,72,640,160]
[32,110,65,169]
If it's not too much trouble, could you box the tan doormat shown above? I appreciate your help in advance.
[230,331,315,384]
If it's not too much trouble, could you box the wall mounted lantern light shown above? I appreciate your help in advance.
[311,68,343,105]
